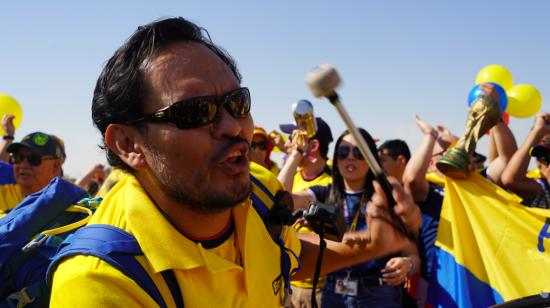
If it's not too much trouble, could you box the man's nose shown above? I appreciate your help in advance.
[211,107,245,139]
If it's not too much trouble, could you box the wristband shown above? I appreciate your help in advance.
[2,136,14,140]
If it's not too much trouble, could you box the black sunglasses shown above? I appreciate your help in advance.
[337,145,364,160]
[10,152,56,166]
[251,141,268,151]
[126,87,251,129]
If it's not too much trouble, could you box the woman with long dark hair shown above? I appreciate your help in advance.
[293,128,419,307]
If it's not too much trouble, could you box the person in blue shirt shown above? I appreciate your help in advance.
[293,127,419,308]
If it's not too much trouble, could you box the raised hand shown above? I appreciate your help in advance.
[413,114,438,138]
[2,114,16,137]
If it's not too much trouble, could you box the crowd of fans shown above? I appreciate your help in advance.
[1,16,548,308]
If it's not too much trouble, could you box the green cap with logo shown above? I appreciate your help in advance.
[7,132,65,158]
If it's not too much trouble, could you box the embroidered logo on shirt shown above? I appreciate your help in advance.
[272,274,283,295]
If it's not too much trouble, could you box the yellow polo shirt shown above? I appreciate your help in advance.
[51,167,300,307]
[292,167,332,193]
[0,184,22,218]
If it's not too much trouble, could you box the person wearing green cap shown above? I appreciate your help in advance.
[0,127,65,216]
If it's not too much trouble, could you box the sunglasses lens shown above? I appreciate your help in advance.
[338,146,350,160]
[353,147,364,160]
[226,89,251,117]
[12,153,42,166]
[252,141,267,151]
[174,98,218,129]
[173,88,250,129]
[28,154,42,166]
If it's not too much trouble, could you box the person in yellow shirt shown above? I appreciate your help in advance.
[50,17,421,307]
[277,117,334,307]
[277,116,333,193]
[0,130,65,216]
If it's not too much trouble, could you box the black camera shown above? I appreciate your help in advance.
[294,201,346,242]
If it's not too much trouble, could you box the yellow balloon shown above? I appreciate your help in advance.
[0,93,24,136]
[475,64,513,90]
[506,84,542,118]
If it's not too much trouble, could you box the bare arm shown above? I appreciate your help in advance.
[277,130,308,191]
[277,150,302,192]
[75,164,104,188]
[485,120,517,185]
[0,115,16,163]
[293,179,421,280]
[501,113,550,198]
[291,189,315,210]
[402,114,437,203]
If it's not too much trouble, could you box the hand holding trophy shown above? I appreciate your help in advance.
[436,83,503,178]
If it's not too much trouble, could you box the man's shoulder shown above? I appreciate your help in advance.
[249,162,284,209]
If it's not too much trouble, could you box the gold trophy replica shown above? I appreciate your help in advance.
[436,83,502,179]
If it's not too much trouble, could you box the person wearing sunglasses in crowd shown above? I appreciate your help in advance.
[0,127,65,217]
[501,113,550,209]
[291,128,419,308]
[250,125,280,175]
[49,17,421,307]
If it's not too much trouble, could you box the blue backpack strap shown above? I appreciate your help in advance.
[249,174,302,302]
[161,271,184,308]
[47,224,183,308]
[249,174,273,220]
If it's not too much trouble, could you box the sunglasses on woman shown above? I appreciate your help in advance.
[10,152,56,166]
[126,87,251,129]
[251,141,268,151]
[337,145,364,160]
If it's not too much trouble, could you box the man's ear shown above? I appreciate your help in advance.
[397,155,408,165]
[104,124,147,169]
[52,159,63,176]
[309,139,320,153]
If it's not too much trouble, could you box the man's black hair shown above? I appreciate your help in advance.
[92,17,241,173]
[378,139,411,161]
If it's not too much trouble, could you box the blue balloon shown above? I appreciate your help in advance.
[467,82,508,111]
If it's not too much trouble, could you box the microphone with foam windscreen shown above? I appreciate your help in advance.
[305,64,415,241]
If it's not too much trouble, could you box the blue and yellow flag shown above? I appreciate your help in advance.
[428,173,550,307]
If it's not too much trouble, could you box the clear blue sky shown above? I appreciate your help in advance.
[1,1,548,178]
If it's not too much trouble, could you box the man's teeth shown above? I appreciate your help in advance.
[228,151,242,159]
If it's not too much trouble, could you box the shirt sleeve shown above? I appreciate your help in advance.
[308,185,331,203]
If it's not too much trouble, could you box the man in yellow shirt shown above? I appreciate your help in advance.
[0,131,65,216]
[276,117,334,307]
[277,117,333,193]
[50,17,421,307]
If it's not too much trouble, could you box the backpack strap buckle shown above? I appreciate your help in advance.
[21,234,48,253]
